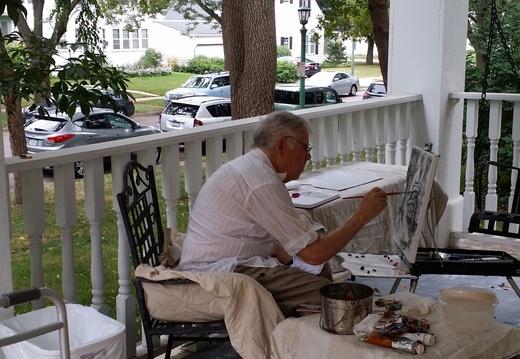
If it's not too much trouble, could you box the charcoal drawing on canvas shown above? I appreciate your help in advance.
[394,147,439,263]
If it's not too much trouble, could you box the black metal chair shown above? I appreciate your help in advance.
[116,160,230,359]
[468,161,520,238]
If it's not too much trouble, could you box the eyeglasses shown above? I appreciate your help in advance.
[285,136,313,153]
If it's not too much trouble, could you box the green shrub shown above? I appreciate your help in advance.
[276,60,298,83]
[277,46,292,58]
[135,48,163,68]
[183,55,225,74]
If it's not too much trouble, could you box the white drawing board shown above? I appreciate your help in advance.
[289,187,339,209]
[299,170,382,191]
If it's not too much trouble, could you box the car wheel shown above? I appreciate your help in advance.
[74,161,84,179]
[349,85,358,96]
[116,108,127,115]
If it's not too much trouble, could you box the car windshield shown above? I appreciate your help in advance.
[25,118,68,132]
[181,76,212,89]
[371,84,387,94]
[164,103,199,117]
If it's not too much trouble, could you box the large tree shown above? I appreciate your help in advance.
[168,0,276,118]
[222,1,276,119]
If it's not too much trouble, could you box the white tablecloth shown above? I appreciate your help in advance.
[271,292,520,359]
[296,162,447,254]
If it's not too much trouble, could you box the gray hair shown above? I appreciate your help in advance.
[252,111,311,149]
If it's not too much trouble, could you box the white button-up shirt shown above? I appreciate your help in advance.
[178,148,321,273]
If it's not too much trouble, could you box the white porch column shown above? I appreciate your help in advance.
[388,0,469,247]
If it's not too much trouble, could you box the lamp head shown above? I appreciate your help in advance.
[298,1,311,26]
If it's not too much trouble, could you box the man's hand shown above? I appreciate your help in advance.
[356,187,388,223]
[272,241,292,265]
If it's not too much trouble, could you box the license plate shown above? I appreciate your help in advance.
[171,122,181,128]
[28,139,38,146]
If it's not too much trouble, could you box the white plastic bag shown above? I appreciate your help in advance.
[0,304,125,359]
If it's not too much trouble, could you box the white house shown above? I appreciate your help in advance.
[6,1,344,67]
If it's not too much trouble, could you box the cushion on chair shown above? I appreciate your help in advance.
[135,265,285,359]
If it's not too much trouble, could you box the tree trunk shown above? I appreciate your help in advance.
[4,92,27,205]
[368,0,389,87]
[222,0,277,120]
[366,38,374,65]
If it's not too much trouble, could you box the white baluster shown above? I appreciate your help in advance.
[485,100,503,211]
[363,110,374,162]
[205,136,224,177]
[338,113,351,163]
[463,99,479,230]
[83,158,108,314]
[385,106,397,164]
[324,115,338,166]
[21,170,46,309]
[161,145,181,230]
[184,141,203,213]
[351,112,361,162]
[111,152,136,359]
[53,163,77,303]
[396,104,407,165]
[374,108,386,164]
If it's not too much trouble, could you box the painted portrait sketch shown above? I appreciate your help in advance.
[394,146,439,263]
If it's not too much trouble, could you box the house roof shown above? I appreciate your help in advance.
[156,6,221,35]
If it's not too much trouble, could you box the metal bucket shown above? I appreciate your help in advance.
[319,283,374,335]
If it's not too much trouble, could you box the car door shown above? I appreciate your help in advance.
[105,113,138,140]
[333,73,349,95]
[207,76,231,97]
[79,113,116,145]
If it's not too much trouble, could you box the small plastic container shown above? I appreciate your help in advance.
[439,287,498,334]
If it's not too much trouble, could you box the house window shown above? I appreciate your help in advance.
[132,31,139,48]
[141,29,148,48]
[280,36,292,50]
[307,36,318,55]
[1,20,11,35]
[112,29,120,49]
[101,29,107,49]
[122,29,130,49]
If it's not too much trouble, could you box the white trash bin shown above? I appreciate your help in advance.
[0,304,125,359]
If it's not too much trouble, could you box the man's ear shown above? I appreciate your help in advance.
[274,136,286,153]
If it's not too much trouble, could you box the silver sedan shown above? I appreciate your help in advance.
[24,108,160,178]
[305,71,360,96]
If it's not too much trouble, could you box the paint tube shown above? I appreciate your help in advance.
[398,332,435,346]
[362,332,425,355]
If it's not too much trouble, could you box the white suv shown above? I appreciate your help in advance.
[158,96,232,132]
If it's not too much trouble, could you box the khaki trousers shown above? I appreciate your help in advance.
[234,265,332,318]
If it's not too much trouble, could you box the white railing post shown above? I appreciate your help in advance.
[485,100,503,211]
[21,170,46,309]
[463,99,479,230]
[83,158,108,314]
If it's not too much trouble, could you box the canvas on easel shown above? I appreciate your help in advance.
[393,146,440,264]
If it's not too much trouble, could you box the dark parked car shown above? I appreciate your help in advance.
[363,82,387,99]
[25,108,159,178]
[278,56,321,77]
[22,89,136,122]
[274,85,341,111]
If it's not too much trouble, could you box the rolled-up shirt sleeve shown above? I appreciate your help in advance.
[244,181,320,256]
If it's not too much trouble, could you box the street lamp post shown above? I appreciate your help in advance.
[298,2,311,109]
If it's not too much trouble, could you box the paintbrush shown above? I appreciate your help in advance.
[342,191,414,200]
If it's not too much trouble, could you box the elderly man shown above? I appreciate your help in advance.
[178,111,387,317]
